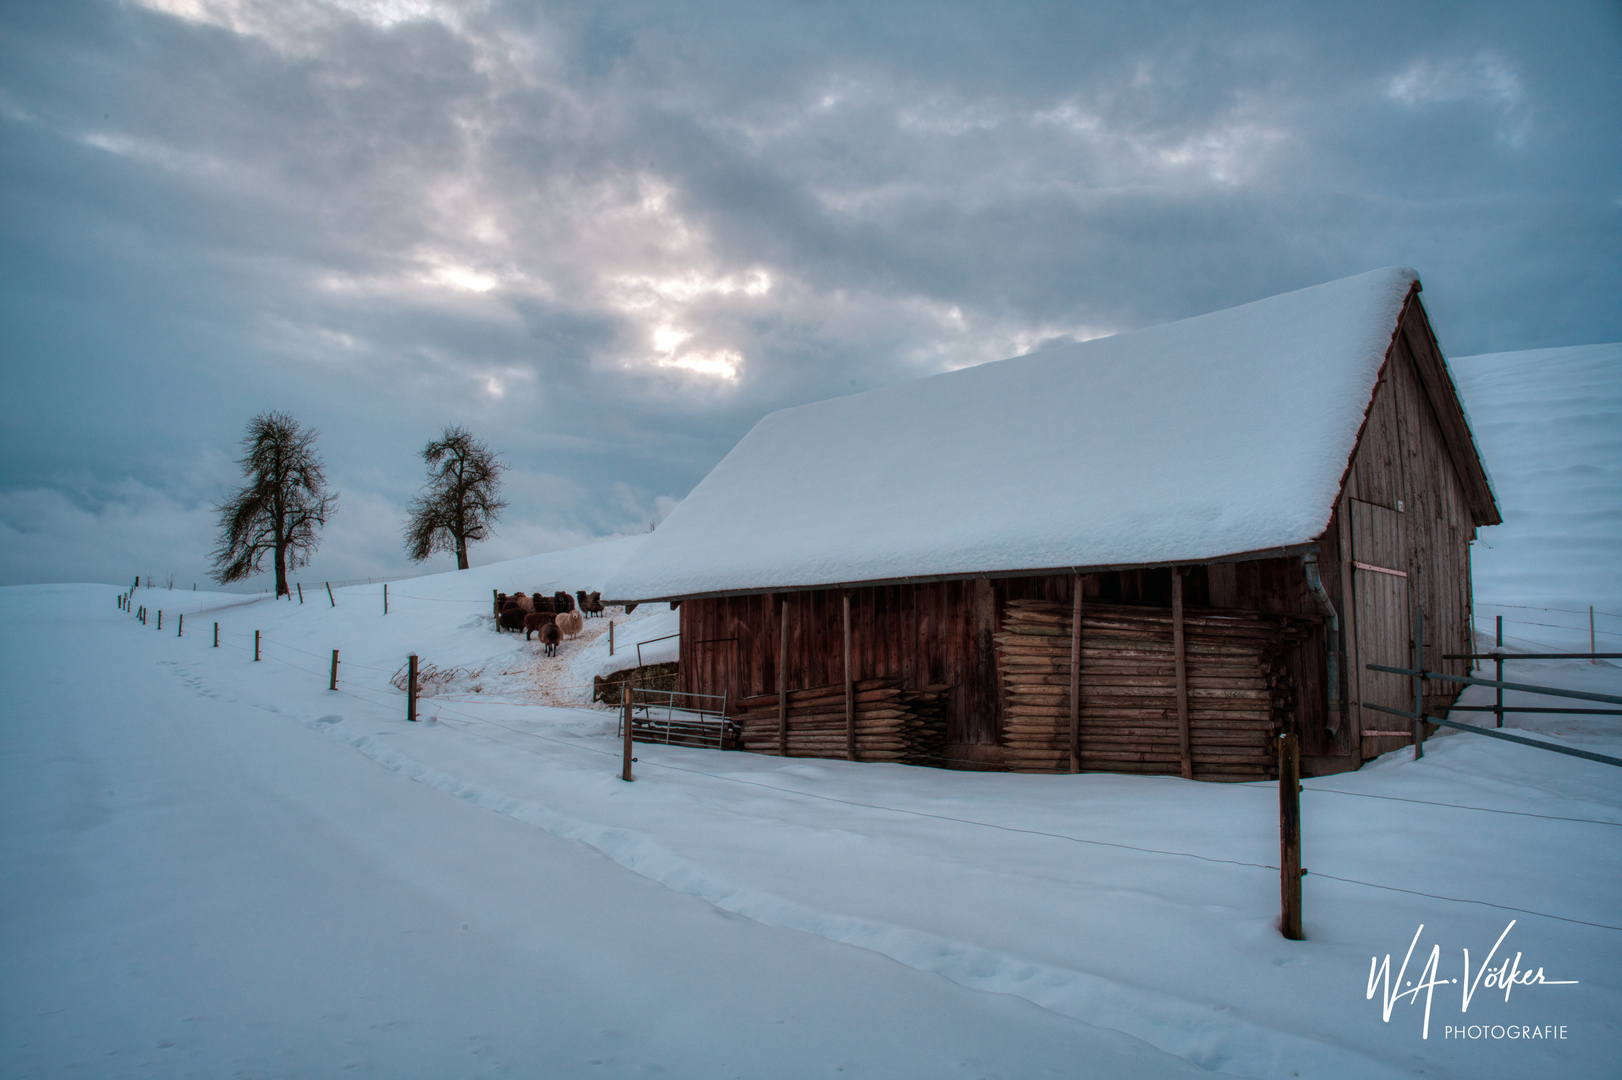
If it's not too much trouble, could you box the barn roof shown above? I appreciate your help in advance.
[605,267,1494,602]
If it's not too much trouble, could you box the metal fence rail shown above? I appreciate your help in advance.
[616,687,737,750]
[1364,607,1622,768]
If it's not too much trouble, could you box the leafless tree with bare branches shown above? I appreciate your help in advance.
[403,425,507,570]
[211,412,337,597]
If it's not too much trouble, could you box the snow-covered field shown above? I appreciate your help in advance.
[1453,342,1622,653]
[4,347,1620,1078]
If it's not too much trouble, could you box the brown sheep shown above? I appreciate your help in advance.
[555,609,584,638]
[523,611,556,641]
[511,591,535,614]
[538,621,562,657]
[498,603,527,631]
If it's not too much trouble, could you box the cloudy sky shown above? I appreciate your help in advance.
[2,0,1618,591]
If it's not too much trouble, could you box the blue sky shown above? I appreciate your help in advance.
[2,0,1618,590]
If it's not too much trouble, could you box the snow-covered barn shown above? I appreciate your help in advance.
[604,267,1501,779]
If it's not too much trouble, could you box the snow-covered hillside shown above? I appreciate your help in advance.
[1454,342,1622,652]
[3,346,1619,1079]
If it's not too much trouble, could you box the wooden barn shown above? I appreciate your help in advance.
[604,268,1501,779]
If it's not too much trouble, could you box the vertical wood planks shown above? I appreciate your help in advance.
[1068,574,1082,774]
[777,595,789,757]
[1173,569,1191,779]
[843,591,855,761]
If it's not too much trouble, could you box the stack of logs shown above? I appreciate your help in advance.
[997,599,1315,781]
[733,678,949,764]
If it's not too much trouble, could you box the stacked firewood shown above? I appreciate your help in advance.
[734,678,949,764]
[996,599,1315,781]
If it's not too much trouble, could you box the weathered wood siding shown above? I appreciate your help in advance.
[680,580,1002,755]
[1334,296,1478,761]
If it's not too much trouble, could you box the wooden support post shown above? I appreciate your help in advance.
[778,595,790,757]
[296,583,303,604]
[177,614,183,637]
[609,620,614,656]
[254,630,260,661]
[843,591,855,761]
[326,582,335,607]
[1592,606,1598,664]
[1069,574,1083,773]
[157,610,162,631]
[1495,615,1504,728]
[383,584,388,615]
[1173,568,1192,780]
[330,649,339,691]
[1412,604,1424,760]
[1279,732,1303,940]
[213,622,219,647]
[621,686,634,781]
[406,654,418,722]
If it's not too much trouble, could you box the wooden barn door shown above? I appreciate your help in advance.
[1349,498,1412,758]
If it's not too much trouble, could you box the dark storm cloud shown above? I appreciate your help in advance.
[1,0,1618,588]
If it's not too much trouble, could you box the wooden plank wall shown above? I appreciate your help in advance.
[680,579,1004,754]
[681,562,1331,769]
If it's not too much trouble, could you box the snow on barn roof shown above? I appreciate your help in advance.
[606,267,1422,602]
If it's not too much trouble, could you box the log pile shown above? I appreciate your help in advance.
[996,599,1315,781]
[733,678,949,764]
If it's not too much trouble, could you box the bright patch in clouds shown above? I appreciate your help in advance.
[421,263,500,294]
[658,350,741,380]
[1383,53,1529,145]
[1385,53,1524,109]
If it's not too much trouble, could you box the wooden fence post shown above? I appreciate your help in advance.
[384,584,388,615]
[1412,605,1424,760]
[608,619,614,656]
[296,583,303,604]
[406,654,418,722]
[213,622,219,647]
[330,649,339,691]
[177,614,183,637]
[157,610,162,631]
[326,582,335,607]
[622,685,634,781]
[254,630,260,661]
[1279,732,1303,940]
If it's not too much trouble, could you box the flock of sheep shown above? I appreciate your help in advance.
[493,589,607,657]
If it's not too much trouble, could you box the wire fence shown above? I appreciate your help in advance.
[121,590,1622,935]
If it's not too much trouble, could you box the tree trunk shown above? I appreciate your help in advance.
[274,542,289,597]
[456,536,469,571]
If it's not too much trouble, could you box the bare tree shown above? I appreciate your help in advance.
[404,425,507,570]
[211,412,337,597]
